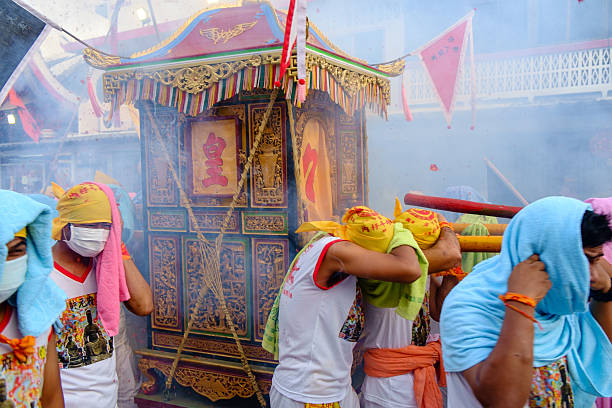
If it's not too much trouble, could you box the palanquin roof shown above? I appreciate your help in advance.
[84,0,404,117]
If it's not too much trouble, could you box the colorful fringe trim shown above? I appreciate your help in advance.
[108,64,387,120]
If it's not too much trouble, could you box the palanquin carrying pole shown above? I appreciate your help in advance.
[404,193,522,219]
[403,193,524,252]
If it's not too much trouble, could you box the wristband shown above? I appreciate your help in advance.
[499,292,542,330]
[499,292,537,308]
[439,221,454,231]
[432,267,468,281]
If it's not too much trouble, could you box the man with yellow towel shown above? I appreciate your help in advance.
[360,199,461,408]
[268,205,458,408]
[50,182,152,408]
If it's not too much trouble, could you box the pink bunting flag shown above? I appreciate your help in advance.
[415,11,474,128]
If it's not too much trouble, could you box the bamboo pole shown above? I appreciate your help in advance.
[484,157,529,206]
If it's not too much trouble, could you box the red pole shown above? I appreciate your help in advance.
[403,193,523,218]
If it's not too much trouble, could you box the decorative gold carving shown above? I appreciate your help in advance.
[152,332,275,362]
[150,236,180,330]
[339,109,357,126]
[200,21,258,44]
[242,213,287,235]
[250,104,287,207]
[83,48,121,69]
[213,105,246,122]
[138,358,160,395]
[239,88,273,99]
[181,192,248,208]
[102,54,281,102]
[253,239,288,340]
[190,210,239,233]
[183,238,249,337]
[145,110,178,205]
[305,54,392,106]
[102,52,390,108]
[340,131,358,195]
[138,357,272,400]
[375,58,406,76]
[148,210,186,231]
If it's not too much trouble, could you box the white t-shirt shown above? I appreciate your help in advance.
[360,277,440,408]
[0,306,51,408]
[360,305,417,408]
[51,262,118,408]
[446,372,489,408]
[272,235,365,404]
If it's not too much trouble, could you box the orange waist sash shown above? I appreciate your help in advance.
[363,340,446,408]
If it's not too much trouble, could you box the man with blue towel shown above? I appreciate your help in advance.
[441,197,612,407]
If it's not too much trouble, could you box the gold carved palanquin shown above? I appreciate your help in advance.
[84,1,398,404]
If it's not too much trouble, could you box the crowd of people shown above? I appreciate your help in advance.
[0,181,152,408]
[0,178,611,408]
[266,196,612,408]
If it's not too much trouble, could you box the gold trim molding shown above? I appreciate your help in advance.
[83,48,121,69]
[375,59,406,76]
[101,54,281,101]
[305,54,391,106]
[101,52,390,107]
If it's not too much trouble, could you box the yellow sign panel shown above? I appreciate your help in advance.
[191,119,238,196]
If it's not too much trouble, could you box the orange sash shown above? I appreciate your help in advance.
[0,334,36,363]
[363,340,446,408]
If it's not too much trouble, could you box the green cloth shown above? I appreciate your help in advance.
[358,223,429,321]
[457,213,499,273]
[262,233,326,359]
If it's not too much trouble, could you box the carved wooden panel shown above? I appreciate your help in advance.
[143,108,179,206]
[248,103,288,208]
[241,211,288,235]
[340,131,358,196]
[182,236,250,339]
[239,88,273,101]
[182,112,248,207]
[149,235,182,331]
[147,208,187,232]
[138,356,272,401]
[252,238,289,341]
[337,111,365,206]
[189,209,240,234]
[152,332,275,362]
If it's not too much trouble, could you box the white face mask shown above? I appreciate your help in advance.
[0,254,27,303]
[64,225,109,258]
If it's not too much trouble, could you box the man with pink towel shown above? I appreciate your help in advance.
[50,182,153,407]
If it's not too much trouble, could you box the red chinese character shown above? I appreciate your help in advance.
[202,132,229,188]
[302,143,318,203]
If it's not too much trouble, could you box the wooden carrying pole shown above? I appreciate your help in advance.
[458,236,503,252]
[404,193,523,219]
[451,223,506,235]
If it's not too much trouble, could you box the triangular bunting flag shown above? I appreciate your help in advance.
[415,11,474,128]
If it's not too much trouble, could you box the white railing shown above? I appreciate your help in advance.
[403,39,612,109]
